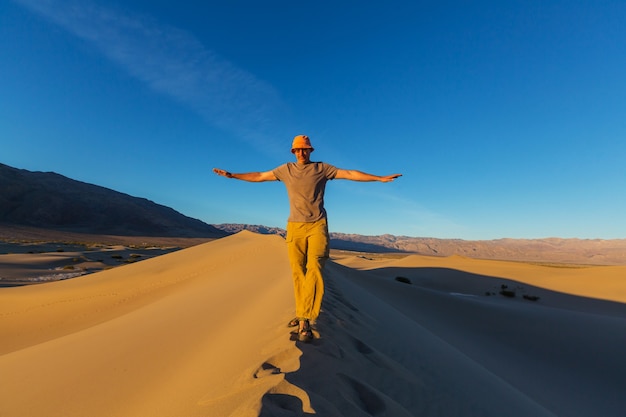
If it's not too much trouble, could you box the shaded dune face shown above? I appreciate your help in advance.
[1,232,625,417]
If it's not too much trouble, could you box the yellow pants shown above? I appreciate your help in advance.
[286,218,330,322]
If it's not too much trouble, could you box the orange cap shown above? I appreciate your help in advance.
[291,135,314,153]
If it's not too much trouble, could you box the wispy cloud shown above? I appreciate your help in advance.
[14,0,289,153]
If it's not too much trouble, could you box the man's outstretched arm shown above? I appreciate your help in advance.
[335,169,402,182]
[213,168,277,182]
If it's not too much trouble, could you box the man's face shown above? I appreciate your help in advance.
[293,148,312,164]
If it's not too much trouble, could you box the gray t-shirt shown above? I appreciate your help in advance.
[272,162,338,223]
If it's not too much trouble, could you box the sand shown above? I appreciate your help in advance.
[1,231,625,416]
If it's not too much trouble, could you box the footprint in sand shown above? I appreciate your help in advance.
[336,373,415,417]
[337,373,387,416]
[198,348,302,410]
[254,362,282,378]
[254,348,301,379]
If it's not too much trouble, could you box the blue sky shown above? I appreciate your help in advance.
[2,0,625,240]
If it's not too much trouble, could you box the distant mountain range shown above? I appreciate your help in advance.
[2,162,625,264]
[213,225,626,265]
[0,163,225,238]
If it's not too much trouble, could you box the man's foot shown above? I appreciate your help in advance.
[287,317,299,328]
[298,319,313,343]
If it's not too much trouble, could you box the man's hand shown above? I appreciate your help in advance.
[380,174,402,183]
[213,168,232,178]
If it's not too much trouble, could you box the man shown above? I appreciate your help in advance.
[213,135,401,342]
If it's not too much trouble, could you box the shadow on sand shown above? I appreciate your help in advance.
[257,261,626,417]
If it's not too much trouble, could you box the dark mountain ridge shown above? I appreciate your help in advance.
[0,163,225,238]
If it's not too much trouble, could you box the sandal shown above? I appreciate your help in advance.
[287,317,299,328]
[298,320,314,343]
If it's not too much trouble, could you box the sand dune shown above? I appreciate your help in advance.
[1,232,625,416]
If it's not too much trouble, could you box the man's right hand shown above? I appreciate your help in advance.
[213,168,232,178]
